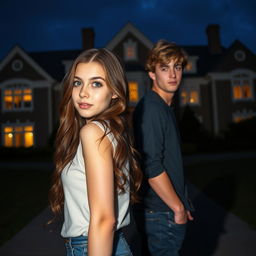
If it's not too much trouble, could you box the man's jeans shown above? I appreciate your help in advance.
[144,210,187,256]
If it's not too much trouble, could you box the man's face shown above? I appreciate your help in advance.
[149,59,183,99]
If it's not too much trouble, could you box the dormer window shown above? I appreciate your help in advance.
[124,39,137,61]
[183,56,198,74]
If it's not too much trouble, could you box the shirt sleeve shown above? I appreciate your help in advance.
[134,101,167,179]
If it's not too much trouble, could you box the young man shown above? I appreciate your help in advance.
[133,40,194,256]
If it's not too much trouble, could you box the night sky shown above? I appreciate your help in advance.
[1,0,256,59]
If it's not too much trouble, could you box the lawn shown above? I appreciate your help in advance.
[0,169,52,246]
[185,157,256,229]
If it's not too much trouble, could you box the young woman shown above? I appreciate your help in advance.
[49,48,142,256]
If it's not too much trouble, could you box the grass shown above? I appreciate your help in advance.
[0,169,52,246]
[185,157,256,229]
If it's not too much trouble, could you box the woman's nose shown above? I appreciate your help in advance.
[79,85,89,98]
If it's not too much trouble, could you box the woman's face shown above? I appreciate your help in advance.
[72,61,117,121]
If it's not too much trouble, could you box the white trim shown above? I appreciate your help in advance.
[0,79,51,89]
[0,46,55,83]
[208,69,256,80]
[211,79,219,134]
[106,23,153,51]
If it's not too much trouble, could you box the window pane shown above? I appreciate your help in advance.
[4,90,12,95]
[185,62,193,71]
[4,133,13,147]
[24,88,32,94]
[243,86,252,98]
[15,133,23,147]
[190,91,199,103]
[233,86,242,99]
[15,126,23,132]
[4,127,13,133]
[14,95,22,108]
[129,82,139,102]
[24,126,33,132]
[24,132,34,147]
[181,90,188,105]
[4,96,13,109]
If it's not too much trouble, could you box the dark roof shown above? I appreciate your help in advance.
[29,49,81,81]
[182,45,227,77]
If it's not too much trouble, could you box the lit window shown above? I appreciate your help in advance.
[124,39,137,61]
[3,87,32,111]
[128,82,139,102]
[180,86,200,105]
[3,125,34,147]
[233,110,255,123]
[185,61,193,71]
[232,74,253,101]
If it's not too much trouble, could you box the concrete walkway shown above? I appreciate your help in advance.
[0,152,256,255]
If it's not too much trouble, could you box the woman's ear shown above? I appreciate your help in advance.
[112,94,118,99]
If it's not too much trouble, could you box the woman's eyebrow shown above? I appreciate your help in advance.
[89,76,106,81]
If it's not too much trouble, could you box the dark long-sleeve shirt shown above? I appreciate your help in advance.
[133,90,193,211]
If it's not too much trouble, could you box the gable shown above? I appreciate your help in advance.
[212,40,256,72]
[106,23,153,51]
[106,23,153,71]
[0,46,55,83]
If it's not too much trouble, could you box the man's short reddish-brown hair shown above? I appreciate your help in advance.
[145,40,188,72]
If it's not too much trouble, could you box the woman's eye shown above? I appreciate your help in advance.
[92,81,102,88]
[73,80,81,87]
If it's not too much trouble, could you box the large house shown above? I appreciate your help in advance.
[0,23,255,148]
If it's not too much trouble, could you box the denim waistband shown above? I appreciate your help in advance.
[64,235,87,245]
[64,229,123,245]
[145,209,174,219]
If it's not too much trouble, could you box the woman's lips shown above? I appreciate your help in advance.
[78,103,92,109]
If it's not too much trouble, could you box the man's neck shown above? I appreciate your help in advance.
[152,87,174,106]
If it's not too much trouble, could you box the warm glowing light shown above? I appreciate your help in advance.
[129,82,139,102]
[8,133,13,138]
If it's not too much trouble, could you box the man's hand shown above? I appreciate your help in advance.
[174,209,194,224]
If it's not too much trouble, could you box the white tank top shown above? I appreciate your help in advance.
[61,121,130,238]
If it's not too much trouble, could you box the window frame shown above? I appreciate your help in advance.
[2,84,33,112]
[124,39,138,61]
[180,84,201,106]
[231,72,254,102]
[2,123,35,148]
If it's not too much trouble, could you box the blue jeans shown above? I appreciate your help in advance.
[144,210,187,256]
[64,231,133,256]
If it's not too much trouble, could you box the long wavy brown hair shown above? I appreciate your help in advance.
[49,48,142,218]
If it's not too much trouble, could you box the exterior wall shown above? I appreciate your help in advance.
[33,87,51,146]
[215,80,233,133]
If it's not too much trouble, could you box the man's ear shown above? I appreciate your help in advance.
[148,71,155,80]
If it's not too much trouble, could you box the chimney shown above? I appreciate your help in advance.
[206,24,222,54]
[82,28,95,50]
